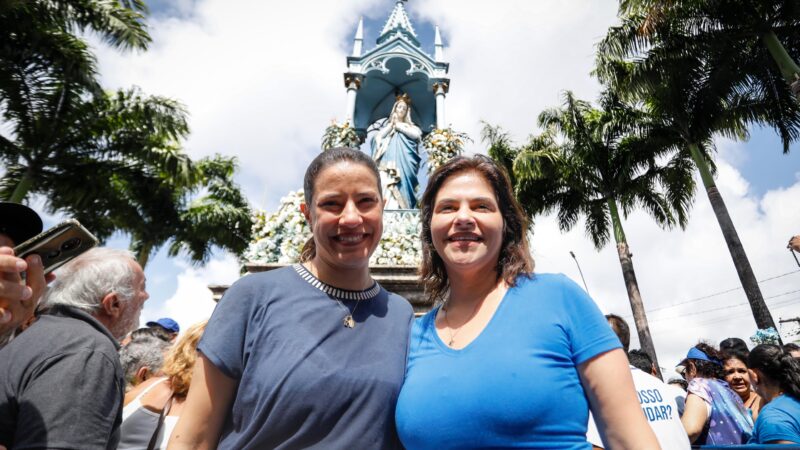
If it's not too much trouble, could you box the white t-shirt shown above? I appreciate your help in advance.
[586,366,690,450]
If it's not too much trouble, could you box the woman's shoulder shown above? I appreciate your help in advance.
[411,305,438,328]
[513,272,583,294]
[765,394,800,413]
[223,265,306,299]
[124,376,169,406]
[385,288,413,306]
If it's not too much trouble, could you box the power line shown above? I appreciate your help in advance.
[647,290,800,323]
[649,295,800,327]
[649,302,799,336]
[620,269,800,319]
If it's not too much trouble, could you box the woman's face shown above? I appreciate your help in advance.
[395,101,408,117]
[303,162,383,271]
[723,358,751,399]
[430,171,504,276]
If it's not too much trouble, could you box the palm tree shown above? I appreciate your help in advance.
[126,155,254,268]
[485,91,695,375]
[597,19,800,331]
[0,87,194,203]
[1,88,253,267]
[0,2,254,266]
[0,0,150,116]
[615,0,800,97]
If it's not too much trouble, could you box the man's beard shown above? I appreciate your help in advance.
[108,310,140,341]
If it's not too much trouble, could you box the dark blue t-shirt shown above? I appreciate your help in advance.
[395,273,621,450]
[749,394,800,444]
[199,264,414,449]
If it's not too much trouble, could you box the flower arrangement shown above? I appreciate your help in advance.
[321,120,361,150]
[371,210,421,266]
[244,193,422,266]
[243,190,310,264]
[423,127,471,173]
[750,327,781,345]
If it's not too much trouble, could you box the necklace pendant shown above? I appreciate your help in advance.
[343,315,355,328]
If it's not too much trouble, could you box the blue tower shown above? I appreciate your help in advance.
[343,1,450,136]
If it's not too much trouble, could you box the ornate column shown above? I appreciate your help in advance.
[432,81,449,129]
[344,74,362,124]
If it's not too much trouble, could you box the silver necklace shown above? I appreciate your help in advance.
[294,264,379,328]
[441,298,484,346]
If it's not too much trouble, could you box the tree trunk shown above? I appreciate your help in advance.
[761,31,800,98]
[687,143,779,335]
[608,199,663,379]
[7,169,35,203]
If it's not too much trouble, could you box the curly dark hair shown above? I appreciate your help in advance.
[419,155,533,303]
[720,348,749,367]
[688,342,725,380]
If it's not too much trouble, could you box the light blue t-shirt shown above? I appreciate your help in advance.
[395,273,621,450]
[199,265,413,449]
[749,394,800,444]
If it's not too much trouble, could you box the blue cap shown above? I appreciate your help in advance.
[146,318,180,334]
[682,347,722,366]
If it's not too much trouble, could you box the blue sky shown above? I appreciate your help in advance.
[82,0,800,367]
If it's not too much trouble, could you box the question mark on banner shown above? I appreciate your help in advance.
[666,405,672,419]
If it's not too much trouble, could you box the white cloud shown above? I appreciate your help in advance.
[94,0,800,370]
[95,0,384,211]
[140,252,241,332]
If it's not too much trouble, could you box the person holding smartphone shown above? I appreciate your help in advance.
[0,202,51,345]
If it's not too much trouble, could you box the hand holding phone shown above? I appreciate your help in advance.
[1,220,96,337]
[0,247,51,337]
[13,220,98,275]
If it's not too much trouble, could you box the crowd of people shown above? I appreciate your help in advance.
[0,150,798,449]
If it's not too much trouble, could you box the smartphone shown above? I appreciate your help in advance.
[13,220,99,275]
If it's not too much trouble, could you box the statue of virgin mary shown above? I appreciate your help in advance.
[370,94,422,209]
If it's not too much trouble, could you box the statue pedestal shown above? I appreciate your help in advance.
[210,263,431,315]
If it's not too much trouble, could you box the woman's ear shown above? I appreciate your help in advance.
[300,203,312,225]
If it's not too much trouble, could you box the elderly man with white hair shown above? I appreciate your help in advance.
[0,247,149,450]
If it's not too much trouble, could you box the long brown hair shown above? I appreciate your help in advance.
[419,155,533,303]
[299,147,382,262]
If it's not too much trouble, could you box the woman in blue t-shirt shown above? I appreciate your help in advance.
[747,344,800,444]
[394,155,659,449]
[169,148,413,449]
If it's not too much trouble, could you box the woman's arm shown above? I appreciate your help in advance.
[680,393,708,443]
[167,354,237,449]
[579,348,660,450]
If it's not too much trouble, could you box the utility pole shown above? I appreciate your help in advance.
[570,251,590,295]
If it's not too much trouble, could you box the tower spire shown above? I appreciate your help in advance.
[434,25,444,62]
[378,0,419,46]
[352,17,364,57]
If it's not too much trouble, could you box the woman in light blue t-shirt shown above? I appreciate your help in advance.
[395,155,659,450]
[747,344,800,445]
